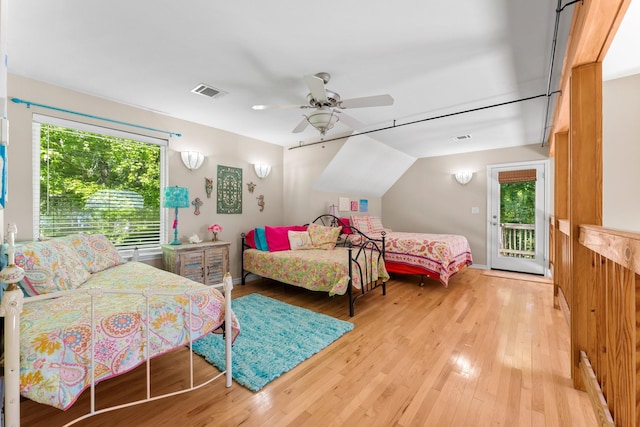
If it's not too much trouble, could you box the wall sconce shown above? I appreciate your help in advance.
[254,163,272,179]
[181,151,205,171]
[454,170,473,185]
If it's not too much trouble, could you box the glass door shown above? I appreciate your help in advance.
[489,162,546,275]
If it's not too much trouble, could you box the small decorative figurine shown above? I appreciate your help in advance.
[205,177,213,198]
[247,181,256,193]
[257,195,265,212]
[192,197,203,215]
[188,233,202,244]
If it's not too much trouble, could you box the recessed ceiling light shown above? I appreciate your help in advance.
[452,134,472,141]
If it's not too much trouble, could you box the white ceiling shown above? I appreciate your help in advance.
[603,0,640,81]
[6,1,580,159]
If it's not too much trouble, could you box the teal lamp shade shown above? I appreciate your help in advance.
[163,186,190,245]
[163,186,190,208]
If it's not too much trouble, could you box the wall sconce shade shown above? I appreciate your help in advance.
[163,186,190,245]
[254,163,272,179]
[454,170,473,185]
[180,151,205,170]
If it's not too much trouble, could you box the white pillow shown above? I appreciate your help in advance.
[288,230,314,250]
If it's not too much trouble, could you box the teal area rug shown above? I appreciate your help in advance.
[192,293,354,392]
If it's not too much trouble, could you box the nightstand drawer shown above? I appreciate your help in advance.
[161,241,230,285]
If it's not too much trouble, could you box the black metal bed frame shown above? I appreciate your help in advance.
[240,214,387,316]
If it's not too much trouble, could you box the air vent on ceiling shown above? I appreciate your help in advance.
[190,83,227,99]
[452,134,472,141]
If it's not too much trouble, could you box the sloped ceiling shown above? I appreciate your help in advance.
[312,136,416,197]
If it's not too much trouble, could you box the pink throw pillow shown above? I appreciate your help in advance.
[265,225,307,252]
[339,217,352,234]
[244,229,257,249]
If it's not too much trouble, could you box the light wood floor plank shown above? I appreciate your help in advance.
[19,269,597,426]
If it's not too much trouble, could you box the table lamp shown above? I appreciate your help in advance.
[163,186,190,245]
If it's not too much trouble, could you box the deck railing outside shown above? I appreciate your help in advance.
[500,223,535,258]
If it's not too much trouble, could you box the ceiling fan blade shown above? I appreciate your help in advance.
[339,94,394,109]
[335,111,366,130]
[303,74,328,104]
[292,117,309,133]
[252,104,309,110]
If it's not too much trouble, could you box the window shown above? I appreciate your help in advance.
[33,114,167,253]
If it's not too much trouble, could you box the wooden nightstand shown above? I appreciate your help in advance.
[161,241,230,285]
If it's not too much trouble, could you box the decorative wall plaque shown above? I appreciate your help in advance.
[216,165,242,214]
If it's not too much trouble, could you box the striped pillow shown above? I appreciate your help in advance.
[350,215,371,233]
[368,216,385,233]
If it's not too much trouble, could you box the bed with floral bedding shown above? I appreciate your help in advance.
[348,216,473,286]
[241,215,388,316]
[3,233,239,415]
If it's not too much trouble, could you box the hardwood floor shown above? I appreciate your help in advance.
[21,268,596,426]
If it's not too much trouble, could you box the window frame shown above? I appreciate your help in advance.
[32,114,169,258]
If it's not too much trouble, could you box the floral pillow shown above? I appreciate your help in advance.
[14,239,92,296]
[288,230,314,250]
[307,223,341,250]
[62,233,124,273]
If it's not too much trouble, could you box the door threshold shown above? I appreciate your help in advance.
[482,269,552,284]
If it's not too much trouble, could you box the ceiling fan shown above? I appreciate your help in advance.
[252,72,394,136]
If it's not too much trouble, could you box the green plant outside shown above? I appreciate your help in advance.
[39,125,161,246]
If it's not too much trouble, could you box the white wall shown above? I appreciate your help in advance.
[0,0,8,241]
[283,138,383,225]
[603,73,640,232]
[6,74,284,279]
[382,144,550,266]
[6,73,557,276]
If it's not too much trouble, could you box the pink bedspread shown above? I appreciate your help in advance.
[19,262,239,410]
[382,232,472,285]
[348,231,472,286]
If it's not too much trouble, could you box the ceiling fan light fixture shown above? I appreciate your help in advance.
[306,108,339,135]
